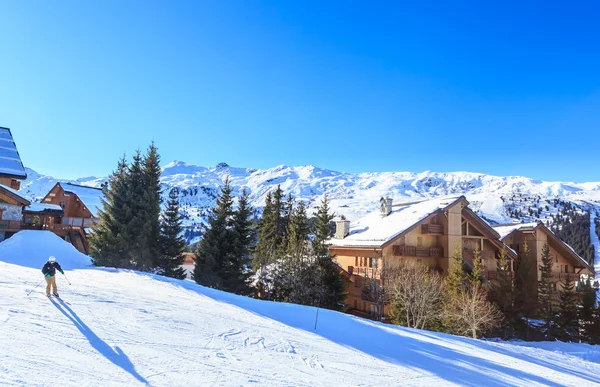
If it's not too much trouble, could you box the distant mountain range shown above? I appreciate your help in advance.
[20,162,600,244]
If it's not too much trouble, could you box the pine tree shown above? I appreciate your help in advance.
[254,191,279,269]
[514,240,537,340]
[538,242,557,339]
[128,150,154,271]
[557,275,578,342]
[489,244,516,338]
[446,245,465,296]
[228,188,254,295]
[89,156,133,268]
[194,177,235,290]
[469,243,484,285]
[156,188,186,279]
[143,141,163,269]
[312,194,346,310]
[579,278,597,343]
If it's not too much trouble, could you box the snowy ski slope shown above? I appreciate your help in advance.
[3,260,600,386]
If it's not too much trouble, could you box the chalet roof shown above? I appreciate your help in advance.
[492,222,593,272]
[328,196,465,248]
[24,202,64,215]
[61,183,104,218]
[0,127,27,179]
[0,183,30,206]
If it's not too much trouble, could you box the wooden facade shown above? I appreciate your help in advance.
[330,197,517,319]
[42,183,100,228]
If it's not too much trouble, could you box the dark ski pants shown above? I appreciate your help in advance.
[45,276,57,295]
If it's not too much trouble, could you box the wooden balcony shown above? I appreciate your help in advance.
[463,248,494,264]
[559,273,581,282]
[392,245,444,257]
[348,266,380,279]
[421,224,443,235]
[486,271,514,281]
[0,220,21,230]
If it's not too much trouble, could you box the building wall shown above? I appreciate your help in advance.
[43,185,94,220]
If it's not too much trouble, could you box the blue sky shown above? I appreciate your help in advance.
[0,1,599,181]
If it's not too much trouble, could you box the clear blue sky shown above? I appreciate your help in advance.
[1,1,599,181]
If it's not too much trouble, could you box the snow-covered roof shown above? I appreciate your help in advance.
[329,196,463,248]
[0,128,27,179]
[0,183,30,205]
[492,222,539,240]
[24,202,64,213]
[61,183,104,218]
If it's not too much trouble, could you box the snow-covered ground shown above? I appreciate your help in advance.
[2,233,600,386]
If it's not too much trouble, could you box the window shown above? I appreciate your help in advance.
[369,258,375,268]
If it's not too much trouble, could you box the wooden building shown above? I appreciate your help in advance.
[0,127,27,190]
[328,196,518,319]
[493,222,594,292]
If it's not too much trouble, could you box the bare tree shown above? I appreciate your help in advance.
[362,258,399,321]
[445,284,503,339]
[389,262,444,329]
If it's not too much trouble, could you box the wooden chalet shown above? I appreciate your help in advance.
[329,196,518,318]
[0,127,29,241]
[493,222,594,292]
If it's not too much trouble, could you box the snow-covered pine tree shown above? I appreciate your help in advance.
[312,194,345,311]
[538,242,557,339]
[157,188,186,280]
[228,188,254,295]
[89,156,133,268]
[143,141,163,269]
[557,275,578,342]
[194,177,235,289]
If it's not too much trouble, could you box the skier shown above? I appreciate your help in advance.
[41,256,64,298]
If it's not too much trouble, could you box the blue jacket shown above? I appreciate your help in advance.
[42,262,63,277]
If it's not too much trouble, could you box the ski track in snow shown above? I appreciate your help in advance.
[3,262,600,386]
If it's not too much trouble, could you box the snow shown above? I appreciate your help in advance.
[0,128,27,179]
[2,259,600,385]
[62,183,105,218]
[0,230,91,269]
[24,202,63,213]
[493,222,539,240]
[0,183,30,204]
[329,197,462,247]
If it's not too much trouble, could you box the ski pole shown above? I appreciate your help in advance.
[62,273,71,285]
[27,278,46,296]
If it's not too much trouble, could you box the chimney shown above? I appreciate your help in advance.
[380,197,393,217]
[336,216,350,239]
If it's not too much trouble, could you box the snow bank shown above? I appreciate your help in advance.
[0,230,91,269]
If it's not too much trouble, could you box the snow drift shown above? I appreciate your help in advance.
[0,230,91,269]
[2,254,600,386]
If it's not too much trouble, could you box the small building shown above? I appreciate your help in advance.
[0,127,27,190]
[328,196,517,318]
[0,184,30,241]
[493,222,594,292]
[42,182,104,228]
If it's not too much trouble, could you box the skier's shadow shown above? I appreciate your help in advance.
[51,299,149,385]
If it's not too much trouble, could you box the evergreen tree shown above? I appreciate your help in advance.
[194,177,235,290]
[514,240,537,340]
[538,242,557,339]
[128,150,154,271]
[89,156,133,268]
[254,191,281,269]
[312,194,346,310]
[557,276,578,342]
[143,141,163,269]
[469,243,484,285]
[229,188,254,295]
[489,244,516,338]
[446,245,466,296]
[579,278,597,343]
[156,188,186,279]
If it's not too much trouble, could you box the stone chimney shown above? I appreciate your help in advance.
[380,197,393,217]
[336,216,350,239]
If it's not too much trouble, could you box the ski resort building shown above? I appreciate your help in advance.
[329,196,518,318]
[493,222,594,291]
[0,127,29,241]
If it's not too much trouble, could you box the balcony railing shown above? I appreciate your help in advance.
[392,245,444,257]
[421,224,443,235]
[559,273,581,282]
[462,248,494,264]
[486,271,514,281]
[348,266,380,279]
[0,220,21,230]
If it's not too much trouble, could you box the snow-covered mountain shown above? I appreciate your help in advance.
[20,162,600,241]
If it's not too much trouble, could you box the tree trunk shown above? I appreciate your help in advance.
[472,328,477,339]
